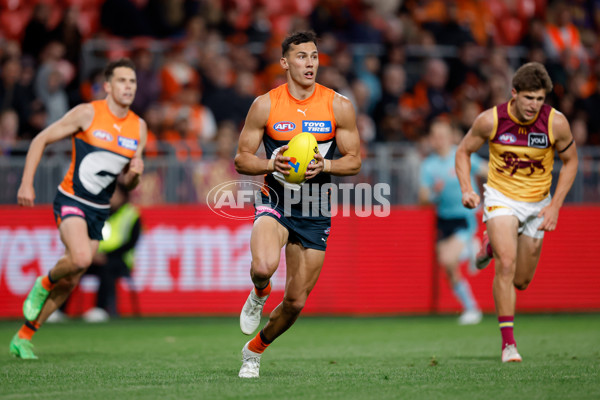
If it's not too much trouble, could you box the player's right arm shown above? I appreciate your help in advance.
[234,94,290,176]
[455,108,494,209]
[18,104,94,206]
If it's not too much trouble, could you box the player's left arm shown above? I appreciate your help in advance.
[121,118,148,190]
[538,112,579,231]
[306,93,361,178]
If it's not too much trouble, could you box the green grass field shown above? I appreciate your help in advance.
[0,314,599,400]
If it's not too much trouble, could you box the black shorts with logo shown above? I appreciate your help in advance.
[52,191,109,240]
[254,194,331,251]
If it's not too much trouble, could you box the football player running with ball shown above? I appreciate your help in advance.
[234,31,361,378]
[455,62,578,363]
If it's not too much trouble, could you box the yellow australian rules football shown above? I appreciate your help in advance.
[282,132,319,184]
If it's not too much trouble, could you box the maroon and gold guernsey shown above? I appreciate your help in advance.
[487,100,556,202]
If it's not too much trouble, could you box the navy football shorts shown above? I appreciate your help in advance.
[254,196,331,251]
[53,191,109,241]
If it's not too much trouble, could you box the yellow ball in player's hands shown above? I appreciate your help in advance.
[282,132,319,184]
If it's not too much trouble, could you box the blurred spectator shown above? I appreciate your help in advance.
[35,42,72,125]
[348,1,386,45]
[0,57,32,131]
[0,109,19,156]
[51,7,83,67]
[544,1,588,72]
[229,71,258,126]
[162,83,217,144]
[21,3,52,60]
[194,120,239,202]
[80,69,107,103]
[374,64,407,141]
[19,100,47,141]
[145,0,189,38]
[309,0,353,39]
[400,58,453,140]
[131,46,161,116]
[201,55,239,123]
[355,55,382,115]
[160,45,200,101]
[100,0,152,38]
[245,6,272,45]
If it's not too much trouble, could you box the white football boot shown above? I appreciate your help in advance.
[501,344,523,363]
[240,287,269,335]
[239,342,262,378]
[458,309,482,325]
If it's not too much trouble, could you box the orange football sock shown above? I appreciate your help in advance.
[41,275,55,291]
[18,321,40,340]
[247,330,271,354]
[254,281,271,298]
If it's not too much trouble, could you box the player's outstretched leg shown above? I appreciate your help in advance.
[476,231,493,270]
[9,332,38,360]
[240,282,271,335]
[23,275,54,321]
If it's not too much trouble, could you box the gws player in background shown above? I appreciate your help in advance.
[419,118,487,325]
[10,58,146,359]
[234,31,361,378]
[455,62,578,362]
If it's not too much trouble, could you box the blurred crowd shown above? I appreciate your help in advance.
[1,0,599,160]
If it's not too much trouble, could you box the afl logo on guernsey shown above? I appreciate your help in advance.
[528,132,548,148]
[273,122,296,132]
[498,133,517,144]
[303,121,332,133]
[118,136,138,150]
[93,130,113,142]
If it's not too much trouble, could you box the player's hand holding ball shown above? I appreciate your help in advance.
[282,132,320,183]
[272,145,291,176]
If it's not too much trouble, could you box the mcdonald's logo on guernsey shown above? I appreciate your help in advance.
[518,127,527,135]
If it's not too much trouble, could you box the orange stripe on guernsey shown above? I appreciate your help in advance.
[60,100,141,198]
[266,83,336,141]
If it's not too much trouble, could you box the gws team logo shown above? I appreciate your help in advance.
[93,130,113,142]
[302,120,332,133]
[118,136,138,150]
[273,122,296,132]
[288,157,300,173]
[528,132,548,148]
[498,133,517,144]
[207,180,279,220]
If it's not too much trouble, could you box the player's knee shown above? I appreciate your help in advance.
[282,297,305,316]
[494,256,516,277]
[251,258,277,281]
[514,279,530,291]
[68,251,93,273]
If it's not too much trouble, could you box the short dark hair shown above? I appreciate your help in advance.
[281,31,318,56]
[512,62,553,94]
[104,58,136,81]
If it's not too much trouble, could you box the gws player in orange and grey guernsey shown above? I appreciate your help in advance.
[234,31,361,378]
[10,58,146,359]
[455,62,578,363]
